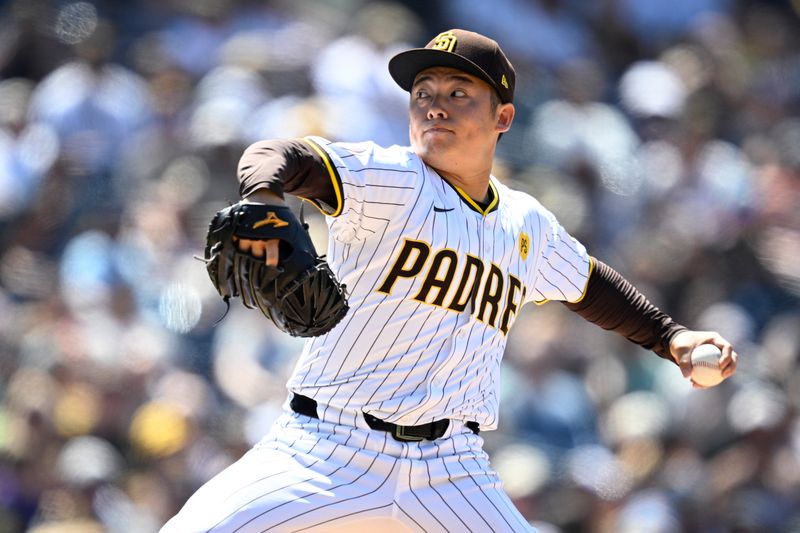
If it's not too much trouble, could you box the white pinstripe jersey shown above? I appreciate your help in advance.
[288,136,592,430]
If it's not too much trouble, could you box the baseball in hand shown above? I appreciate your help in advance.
[690,344,725,387]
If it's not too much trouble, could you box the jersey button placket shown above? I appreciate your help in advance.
[482,212,492,254]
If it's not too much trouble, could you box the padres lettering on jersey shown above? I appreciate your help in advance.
[288,136,591,430]
[377,239,526,335]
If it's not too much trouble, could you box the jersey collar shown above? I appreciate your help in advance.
[447,178,499,216]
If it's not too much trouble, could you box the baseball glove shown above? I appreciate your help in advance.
[204,201,348,337]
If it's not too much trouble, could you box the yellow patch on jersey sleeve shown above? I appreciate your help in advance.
[519,232,530,261]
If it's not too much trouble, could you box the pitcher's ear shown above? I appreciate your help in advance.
[496,103,515,133]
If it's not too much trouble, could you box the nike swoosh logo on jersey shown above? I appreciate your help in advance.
[433,206,454,212]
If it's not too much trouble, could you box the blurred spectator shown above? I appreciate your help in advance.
[27,16,154,225]
[442,0,597,71]
[524,57,642,247]
[0,78,59,220]
[611,0,735,51]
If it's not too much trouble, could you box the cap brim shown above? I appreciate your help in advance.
[388,48,500,96]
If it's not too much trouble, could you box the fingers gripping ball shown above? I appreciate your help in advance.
[204,202,349,337]
[690,344,725,387]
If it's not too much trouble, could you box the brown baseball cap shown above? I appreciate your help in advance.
[389,29,516,103]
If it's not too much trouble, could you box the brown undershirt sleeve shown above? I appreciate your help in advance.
[237,139,340,213]
[563,258,687,363]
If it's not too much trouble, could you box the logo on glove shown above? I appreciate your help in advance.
[253,212,289,229]
[204,202,349,337]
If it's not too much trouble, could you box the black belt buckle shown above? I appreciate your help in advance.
[392,425,425,442]
[363,412,447,442]
[393,419,450,442]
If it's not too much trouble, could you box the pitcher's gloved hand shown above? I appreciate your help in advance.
[204,202,349,337]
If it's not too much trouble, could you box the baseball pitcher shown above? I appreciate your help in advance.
[162,29,738,533]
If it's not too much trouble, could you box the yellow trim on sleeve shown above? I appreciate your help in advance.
[568,256,595,304]
[533,256,594,306]
[299,137,343,217]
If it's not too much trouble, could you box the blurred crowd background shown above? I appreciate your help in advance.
[0,0,799,531]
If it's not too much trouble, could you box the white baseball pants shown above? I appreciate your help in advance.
[160,409,535,533]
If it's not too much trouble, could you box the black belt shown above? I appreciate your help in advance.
[290,393,479,442]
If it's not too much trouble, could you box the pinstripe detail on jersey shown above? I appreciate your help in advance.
[395,503,427,532]
[340,181,416,189]
[296,221,397,388]
[377,198,463,415]
[163,413,536,532]
[350,166,420,174]
[337,293,431,401]
[374,201,463,419]
[226,445,361,530]
[294,192,434,422]
[344,171,472,423]
[385,186,461,418]
[300,136,344,217]
[206,439,340,531]
[284,139,590,430]
[530,206,591,306]
[319,193,430,375]
[567,254,594,304]
[458,454,521,532]
[363,302,440,402]
[532,250,591,304]
[388,324,458,420]
[261,455,399,531]
[553,248,588,274]
[421,460,471,531]
[357,199,407,207]
[365,192,455,399]
[330,235,442,414]
[380,310,457,409]
[439,452,494,532]
[296,502,396,532]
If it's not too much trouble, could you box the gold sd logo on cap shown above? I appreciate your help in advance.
[432,31,457,52]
